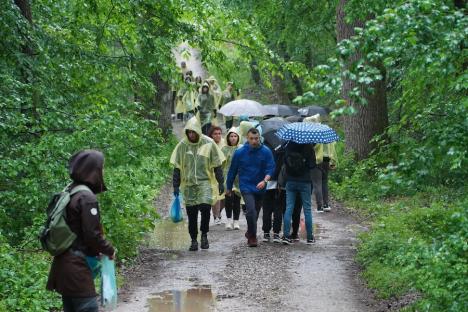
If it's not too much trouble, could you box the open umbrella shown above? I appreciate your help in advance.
[298,105,328,117]
[263,104,298,116]
[276,122,339,144]
[219,99,264,117]
[260,117,289,133]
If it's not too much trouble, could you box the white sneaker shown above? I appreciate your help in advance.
[233,220,240,230]
[214,218,222,225]
[323,204,332,212]
[225,218,233,230]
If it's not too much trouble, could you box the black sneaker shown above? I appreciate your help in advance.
[273,233,281,243]
[307,236,316,245]
[281,237,292,245]
[189,240,198,251]
[290,233,300,242]
[200,234,209,249]
[262,233,271,242]
[317,206,324,213]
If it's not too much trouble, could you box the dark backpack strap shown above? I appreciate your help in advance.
[69,185,93,196]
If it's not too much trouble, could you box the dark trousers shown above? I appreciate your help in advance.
[262,189,283,234]
[62,296,98,312]
[186,204,211,240]
[279,190,302,236]
[225,193,241,220]
[321,161,330,206]
[241,192,263,236]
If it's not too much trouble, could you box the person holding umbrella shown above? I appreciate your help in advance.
[226,128,275,247]
[304,114,338,212]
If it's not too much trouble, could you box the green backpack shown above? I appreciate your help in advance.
[39,184,92,256]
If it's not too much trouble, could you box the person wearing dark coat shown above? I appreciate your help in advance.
[47,150,115,312]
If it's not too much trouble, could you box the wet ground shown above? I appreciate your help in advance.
[116,121,382,312]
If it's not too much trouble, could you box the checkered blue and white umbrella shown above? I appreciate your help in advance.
[276,122,339,144]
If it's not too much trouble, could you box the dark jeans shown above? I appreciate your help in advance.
[241,192,263,236]
[262,189,283,234]
[225,193,241,220]
[186,204,211,240]
[62,296,98,312]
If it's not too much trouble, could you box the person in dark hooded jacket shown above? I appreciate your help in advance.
[47,149,115,312]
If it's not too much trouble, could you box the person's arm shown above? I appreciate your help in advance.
[226,150,240,193]
[173,168,181,195]
[214,166,224,194]
[256,148,275,190]
[80,194,114,258]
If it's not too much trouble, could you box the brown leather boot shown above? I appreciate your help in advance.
[248,235,258,247]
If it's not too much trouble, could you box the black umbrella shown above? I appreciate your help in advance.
[263,104,299,117]
[260,117,290,133]
[298,105,329,117]
[285,115,304,123]
[263,131,285,149]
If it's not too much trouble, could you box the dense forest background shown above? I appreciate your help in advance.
[0,0,466,311]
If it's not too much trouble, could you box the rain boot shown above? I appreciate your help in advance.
[189,239,198,251]
[201,234,209,249]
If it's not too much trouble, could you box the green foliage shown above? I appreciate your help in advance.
[0,235,61,311]
[356,196,468,311]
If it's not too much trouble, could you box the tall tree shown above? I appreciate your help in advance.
[336,0,388,160]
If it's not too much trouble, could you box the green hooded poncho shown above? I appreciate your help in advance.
[170,117,225,206]
[197,82,216,126]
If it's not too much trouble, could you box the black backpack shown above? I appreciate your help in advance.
[285,151,307,177]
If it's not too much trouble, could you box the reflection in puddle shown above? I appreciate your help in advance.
[148,287,215,312]
[148,219,189,250]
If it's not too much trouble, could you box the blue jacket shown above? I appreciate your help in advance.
[226,143,275,194]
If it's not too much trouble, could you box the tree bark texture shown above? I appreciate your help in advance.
[336,0,388,160]
[150,72,173,138]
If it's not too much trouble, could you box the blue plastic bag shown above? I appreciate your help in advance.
[101,255,117,310]
[169,194,184,223]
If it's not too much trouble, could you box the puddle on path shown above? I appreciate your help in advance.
[147,219,189,250]
[299,220,328,240]
[147,287,215,312]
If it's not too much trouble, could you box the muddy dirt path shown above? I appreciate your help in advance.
[116,120,379,312]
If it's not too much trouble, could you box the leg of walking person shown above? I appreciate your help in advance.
[322,161,331,211]
[272,189,283,242]
[298,183,314,243]
[232,193,241,229]
[254,193,263,221]
[199,203,211,249]
[290,195,302,240]
[241,193,259,246]
[282,181,298,244]
[311,166,323,212]
[225,195,233,229]
[186,205,199,240]
[212,200,221,224]
[62,296,99,312]
[262,190,275,240]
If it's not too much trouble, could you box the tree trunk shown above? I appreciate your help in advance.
[250,60,262,85]
[336,0,388,160]
[271,74,290,104]
[150,72,173,138]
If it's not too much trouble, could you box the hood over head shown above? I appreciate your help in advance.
[225,127,240,146]
[184,116,203,138]
[206,76,217,83]
[304,113,321,124]
[239,121,254,138]
[69,149,106,194]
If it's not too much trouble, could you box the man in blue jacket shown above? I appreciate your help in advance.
[226,128,275,247]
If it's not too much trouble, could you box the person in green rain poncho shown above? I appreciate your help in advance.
[170,117,226,251]
[221,127,242,230]
[197,82,216,135]
[303,114,338,212]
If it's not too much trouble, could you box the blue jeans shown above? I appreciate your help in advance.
[283,181,313,240]
[241,192,263,236]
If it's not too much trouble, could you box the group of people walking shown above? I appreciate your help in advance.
[170,111,337,250]
[175,62,240,133]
